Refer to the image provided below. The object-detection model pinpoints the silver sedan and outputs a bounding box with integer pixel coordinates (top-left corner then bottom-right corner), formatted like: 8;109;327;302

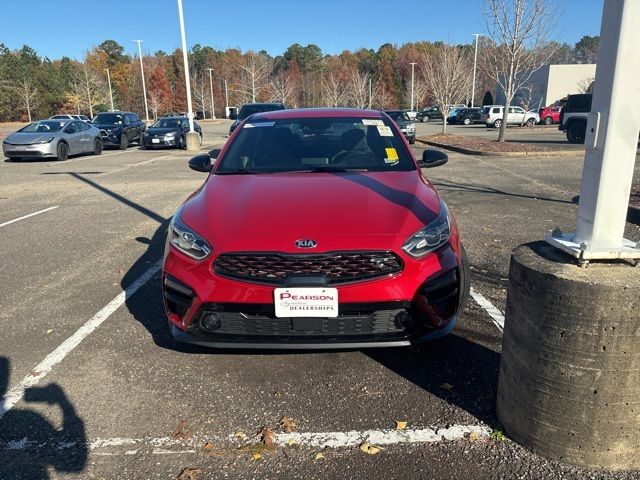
2;119;103;161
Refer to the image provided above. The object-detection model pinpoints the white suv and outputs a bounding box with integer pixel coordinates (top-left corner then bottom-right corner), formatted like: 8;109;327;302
480;105;539;128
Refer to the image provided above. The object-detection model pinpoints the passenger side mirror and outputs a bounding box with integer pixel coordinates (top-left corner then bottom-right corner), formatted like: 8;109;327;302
209;148;221;160
420;149;448;168
188;154;212;173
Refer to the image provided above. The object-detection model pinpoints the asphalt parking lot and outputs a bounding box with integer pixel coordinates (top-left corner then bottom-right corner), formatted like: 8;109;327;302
1;120;639;480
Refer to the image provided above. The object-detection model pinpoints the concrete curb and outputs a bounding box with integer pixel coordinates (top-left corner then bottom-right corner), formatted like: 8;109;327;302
416;138;584;157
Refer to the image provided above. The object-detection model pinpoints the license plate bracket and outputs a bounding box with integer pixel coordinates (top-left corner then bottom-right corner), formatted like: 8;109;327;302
274;287;338;318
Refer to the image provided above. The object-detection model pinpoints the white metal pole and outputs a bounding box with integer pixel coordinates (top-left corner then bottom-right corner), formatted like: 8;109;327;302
177;0;194;132
207;68;216;119
368;77;372;109
471;34;483;107
105;68;114;112
134;40;150;122
409;62;416;111
224;79;229;115
546;0;640;261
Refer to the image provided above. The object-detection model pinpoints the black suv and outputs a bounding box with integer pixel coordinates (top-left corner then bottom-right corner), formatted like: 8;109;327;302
451;108;483;125
558;94;592;144
229;103;286;135
91;111;146;149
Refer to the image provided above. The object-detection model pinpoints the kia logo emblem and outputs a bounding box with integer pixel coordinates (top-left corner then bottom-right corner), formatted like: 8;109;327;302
295;239;317;248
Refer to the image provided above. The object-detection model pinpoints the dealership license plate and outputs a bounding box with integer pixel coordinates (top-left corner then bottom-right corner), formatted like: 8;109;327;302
274;288;338;318
152;138;160;144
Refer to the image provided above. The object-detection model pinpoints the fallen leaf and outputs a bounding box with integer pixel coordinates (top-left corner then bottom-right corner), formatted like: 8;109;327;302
177;467;202;480
395;421;408;430
202;442;214;451
28;370;41;377
286;438;297;446
233;431;246;440
279;416;296;433
315;452;325;460
360;442;383;455
172;420;191;440
251;452;263;462
257;426;276;446
441;383;454;390
469;431;480;442
46;329;53;334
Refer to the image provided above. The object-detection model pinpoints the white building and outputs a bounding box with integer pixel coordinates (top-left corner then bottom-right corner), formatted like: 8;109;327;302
495;64;596;109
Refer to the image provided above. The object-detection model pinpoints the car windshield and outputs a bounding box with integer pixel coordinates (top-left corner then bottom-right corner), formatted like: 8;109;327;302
239;104;283;120
449;108;462;116
384;111;410;122
19;121;65;133
92;113;123;125
216;116;416;174
152;119;182;128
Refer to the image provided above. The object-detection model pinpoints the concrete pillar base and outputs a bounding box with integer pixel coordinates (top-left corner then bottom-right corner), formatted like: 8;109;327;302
497;241;640;471
185;131;201;152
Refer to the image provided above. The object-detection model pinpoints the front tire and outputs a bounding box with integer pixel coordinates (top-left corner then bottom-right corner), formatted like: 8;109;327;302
526;118;536;127
458;244;471;313
93;138;103;155
409;136;416;145
119;134;129;150
543;116;553;125
56;142;69;161
493;119;502;128
566;123;586;144
462;117;471;125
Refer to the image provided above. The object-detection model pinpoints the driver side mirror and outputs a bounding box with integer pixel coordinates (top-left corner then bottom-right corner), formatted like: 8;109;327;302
188;154;212;173
420;149;448;168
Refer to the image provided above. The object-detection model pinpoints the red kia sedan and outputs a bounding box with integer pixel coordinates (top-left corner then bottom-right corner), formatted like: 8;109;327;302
163;108;469;349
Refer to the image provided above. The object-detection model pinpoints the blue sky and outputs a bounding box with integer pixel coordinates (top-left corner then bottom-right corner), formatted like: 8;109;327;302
0;0;603;59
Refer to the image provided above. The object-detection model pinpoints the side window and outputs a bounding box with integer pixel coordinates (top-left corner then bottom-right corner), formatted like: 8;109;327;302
66;122;77;134
515;107;524;113
508;107;517;114
492;107;501;114
182;120;189;129
132;114;140;122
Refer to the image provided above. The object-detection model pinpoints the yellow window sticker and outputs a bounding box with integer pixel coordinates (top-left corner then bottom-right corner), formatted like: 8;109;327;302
385;148;399;161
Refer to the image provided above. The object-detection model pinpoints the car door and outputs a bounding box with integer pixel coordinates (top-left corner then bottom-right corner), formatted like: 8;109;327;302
78;121;94;151
63;122;83;154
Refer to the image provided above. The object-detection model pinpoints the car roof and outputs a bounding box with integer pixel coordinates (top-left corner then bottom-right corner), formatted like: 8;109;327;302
155;116;186;120
251;108;384;121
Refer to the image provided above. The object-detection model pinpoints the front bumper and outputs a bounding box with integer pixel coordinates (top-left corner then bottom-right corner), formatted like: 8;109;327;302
143;136;179;147
163;243;462;349
100;132;123;146
2;142;56;158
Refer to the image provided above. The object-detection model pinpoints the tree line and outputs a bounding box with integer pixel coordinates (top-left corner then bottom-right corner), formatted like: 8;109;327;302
0;33;598;123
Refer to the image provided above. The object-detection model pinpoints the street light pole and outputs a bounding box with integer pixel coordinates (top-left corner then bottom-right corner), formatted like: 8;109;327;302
471;34;483;107
133;40;150;122
105;68;114;112
224;78;229;116
177;0;196;141
207;68;216;119
368;77;372;109
409;62;417;111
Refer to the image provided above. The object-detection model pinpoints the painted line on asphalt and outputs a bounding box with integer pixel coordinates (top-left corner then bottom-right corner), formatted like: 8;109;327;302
125;153;175;167
52;150;128;165
0;424;491;454
0;206;59;228
470;288;505;331
0;263;161;420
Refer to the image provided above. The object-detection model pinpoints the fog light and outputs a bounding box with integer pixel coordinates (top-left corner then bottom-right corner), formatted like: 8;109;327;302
394;311;414;330
199;313;222;333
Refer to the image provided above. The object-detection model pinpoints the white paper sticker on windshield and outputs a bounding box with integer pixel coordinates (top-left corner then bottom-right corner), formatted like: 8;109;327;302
362;119;384;126
244;121;275;128
377;125;393;137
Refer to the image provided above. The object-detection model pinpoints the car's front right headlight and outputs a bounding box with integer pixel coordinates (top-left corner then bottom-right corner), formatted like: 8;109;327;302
168;209;212;260
402;201;450;258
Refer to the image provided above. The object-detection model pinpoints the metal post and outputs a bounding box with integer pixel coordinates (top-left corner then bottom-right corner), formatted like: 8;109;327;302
368;77;372;109
207;68;216;119
177;0;194;132
224;78;229;116
546;0;640;262
471;34;483;107
134;40;150;122
409;62;416;111
105;68;114;112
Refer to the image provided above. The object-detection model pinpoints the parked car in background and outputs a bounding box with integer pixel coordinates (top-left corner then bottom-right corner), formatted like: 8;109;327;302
229;102;286;135
481;105;539;128
558;94;592;144
2;119;102;161
404;110;418;120
91;111;146;149
142;116;202;149
445;108;466;125
449;108;483;125
538;105;562;125
417;105;466;122
164;108;469;349
384;110;416;144
50;114;91;122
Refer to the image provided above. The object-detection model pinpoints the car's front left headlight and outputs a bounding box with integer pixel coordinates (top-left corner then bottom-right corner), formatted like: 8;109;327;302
165;132;176;138
31;137;54;145
168;209;212;260
402;201;450;257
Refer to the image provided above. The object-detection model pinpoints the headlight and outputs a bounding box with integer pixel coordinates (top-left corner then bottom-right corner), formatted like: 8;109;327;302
31;137;54;145
165;132;176;138
402;201;450;257
168;209;212;260
408;123;415;129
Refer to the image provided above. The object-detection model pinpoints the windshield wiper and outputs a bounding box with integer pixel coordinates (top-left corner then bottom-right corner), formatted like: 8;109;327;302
215;169;257;175
291;166;370;173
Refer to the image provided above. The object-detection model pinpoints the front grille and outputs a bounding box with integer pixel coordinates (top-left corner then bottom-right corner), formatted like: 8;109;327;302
213;251;403;285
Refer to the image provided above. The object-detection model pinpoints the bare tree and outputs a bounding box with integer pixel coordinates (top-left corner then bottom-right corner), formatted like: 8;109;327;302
483;0;557;141
420;44;472;134
322;70;347;107
268;70;299;106
236;52;272;103
344;68;370;109
12;78;39;122
191;71;208;117
577;76;595;94
73;64;108;118
147;90;163;120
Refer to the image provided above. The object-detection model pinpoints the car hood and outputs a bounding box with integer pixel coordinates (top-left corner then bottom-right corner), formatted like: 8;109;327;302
147;127;180;135
4;132;60;145
180;171;442;253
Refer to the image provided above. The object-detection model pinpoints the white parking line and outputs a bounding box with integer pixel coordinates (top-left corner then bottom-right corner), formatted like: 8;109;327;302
0;206;59;228
0;424;491;454
470;288;505;331
0;263;161;420
53;150;128;165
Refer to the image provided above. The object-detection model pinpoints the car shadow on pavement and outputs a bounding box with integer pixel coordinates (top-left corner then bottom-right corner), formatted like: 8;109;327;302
364;331;500;426
0;357;87;480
